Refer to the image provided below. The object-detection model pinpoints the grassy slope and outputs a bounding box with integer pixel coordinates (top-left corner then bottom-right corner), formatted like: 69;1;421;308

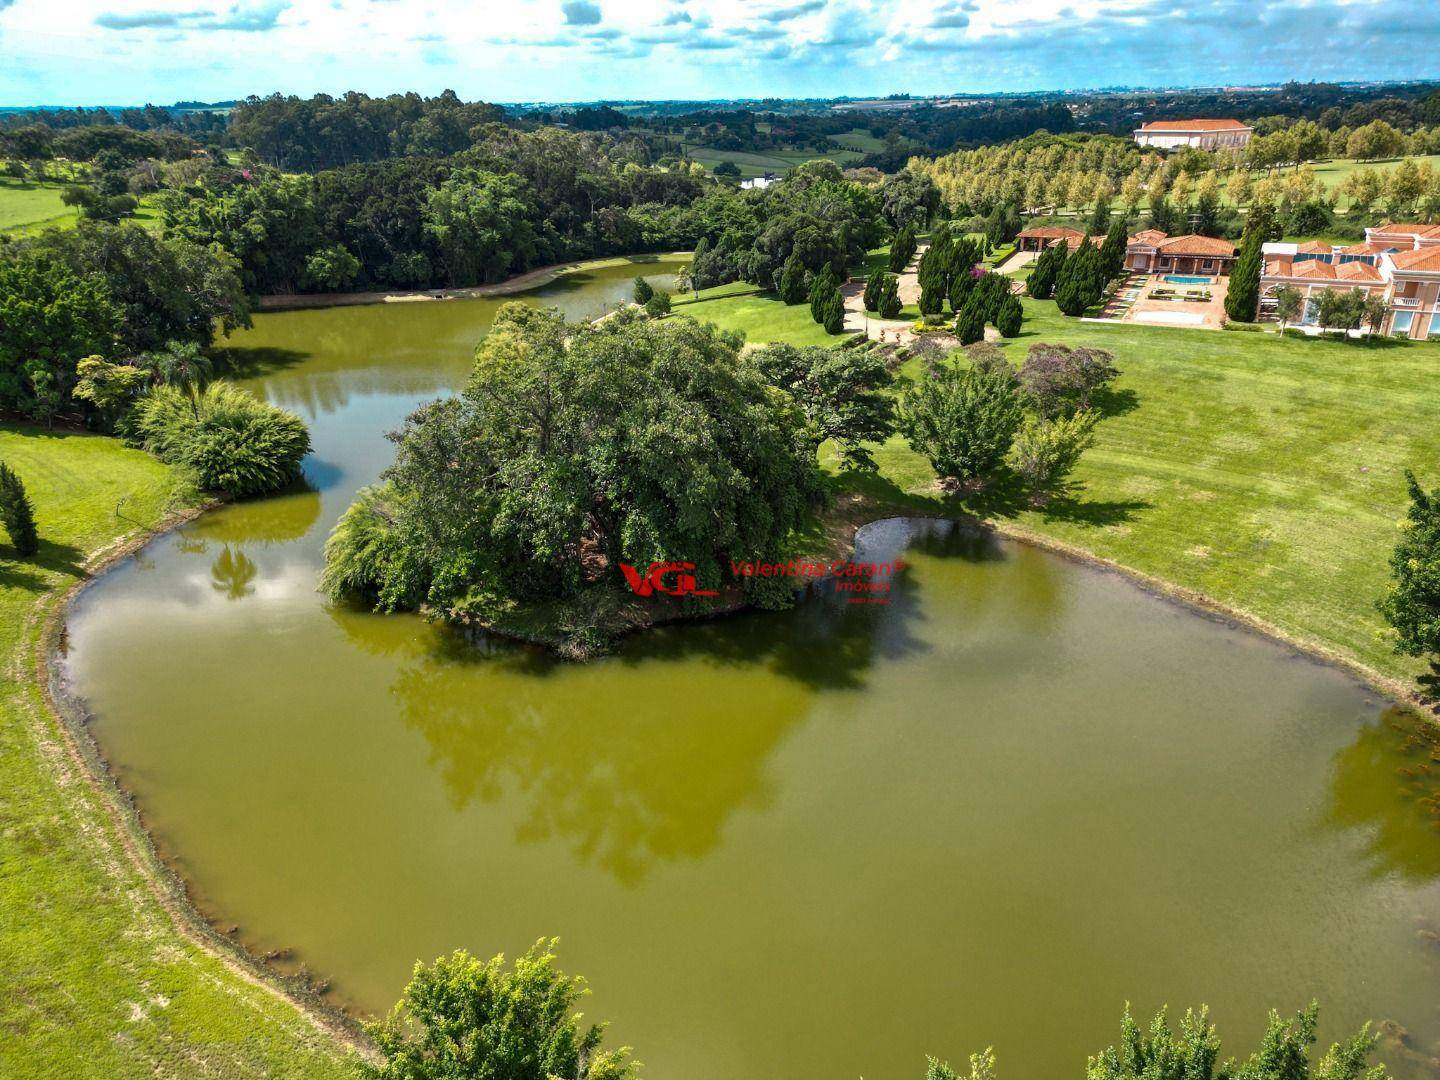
674;285;838;346
687;145;865;179
1312;154;1440;210
0;425;356;1078
0;176;75;233
0;173;163;237
691;289;1440;687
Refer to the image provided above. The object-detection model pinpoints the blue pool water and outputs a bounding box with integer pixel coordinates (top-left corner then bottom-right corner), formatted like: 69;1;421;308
1164;275;1212;284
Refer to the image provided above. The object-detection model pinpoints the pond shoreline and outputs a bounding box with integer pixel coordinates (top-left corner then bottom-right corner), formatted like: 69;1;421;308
39;501;376;1063
255;251;693;311
38;473;1434;1067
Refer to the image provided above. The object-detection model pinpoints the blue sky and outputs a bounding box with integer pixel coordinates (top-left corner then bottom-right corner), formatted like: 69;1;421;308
2;0;1437;106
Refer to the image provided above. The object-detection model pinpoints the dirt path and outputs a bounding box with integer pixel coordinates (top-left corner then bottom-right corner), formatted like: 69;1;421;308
256;252;692;311
843;244;926;341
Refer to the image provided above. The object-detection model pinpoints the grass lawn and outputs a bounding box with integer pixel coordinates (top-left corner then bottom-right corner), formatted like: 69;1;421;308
687;145;865;179
0;425;357;1077
0;175;77;234
691;292;1440;690
1311;155;1440;210
675;287;839;346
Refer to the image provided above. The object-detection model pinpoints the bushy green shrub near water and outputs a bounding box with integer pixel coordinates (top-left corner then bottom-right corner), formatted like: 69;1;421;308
129;382;310;498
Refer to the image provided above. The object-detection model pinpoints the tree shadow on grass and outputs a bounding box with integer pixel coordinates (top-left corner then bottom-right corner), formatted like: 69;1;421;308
1090;385;1139;418
0;537;85;593
941;467;1151;529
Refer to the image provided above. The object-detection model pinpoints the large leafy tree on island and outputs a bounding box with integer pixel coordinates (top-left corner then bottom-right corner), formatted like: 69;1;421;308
323;305;826;621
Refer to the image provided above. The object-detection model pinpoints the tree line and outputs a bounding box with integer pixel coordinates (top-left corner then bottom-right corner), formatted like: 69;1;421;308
364;939;1391;1080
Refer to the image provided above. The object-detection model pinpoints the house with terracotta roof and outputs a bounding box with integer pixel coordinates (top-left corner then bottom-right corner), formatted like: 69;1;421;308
1014;226;1086;253
1133;119;1253;151
1124;231;1238;275
1259;223;1440;338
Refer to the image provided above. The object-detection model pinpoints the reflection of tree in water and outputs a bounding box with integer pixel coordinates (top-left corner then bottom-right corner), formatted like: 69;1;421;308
1328;707;1440;880
180;488;323;548
391;632;809;886
387;518;1014;885
209;545;259;600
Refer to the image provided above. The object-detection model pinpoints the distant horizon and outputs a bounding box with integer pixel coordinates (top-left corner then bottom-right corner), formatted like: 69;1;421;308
3;0;1439;108
3;78;1438;115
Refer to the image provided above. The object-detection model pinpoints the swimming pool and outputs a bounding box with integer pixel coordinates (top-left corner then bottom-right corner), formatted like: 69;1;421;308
1164;275;1212;284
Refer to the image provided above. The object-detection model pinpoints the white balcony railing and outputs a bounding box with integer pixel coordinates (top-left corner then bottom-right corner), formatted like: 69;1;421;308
1392;297;1421;308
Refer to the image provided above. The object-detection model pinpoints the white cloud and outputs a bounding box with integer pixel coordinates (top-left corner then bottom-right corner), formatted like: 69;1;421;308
1;0;1436;105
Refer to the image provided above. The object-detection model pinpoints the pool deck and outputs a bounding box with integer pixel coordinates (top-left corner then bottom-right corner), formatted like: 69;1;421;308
1122;273;1229;329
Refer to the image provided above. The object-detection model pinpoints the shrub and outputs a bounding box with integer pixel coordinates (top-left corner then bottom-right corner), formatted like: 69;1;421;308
632;275;654;305
956;292;987;345
898;363;1022;487
1010;411;1099;504
962;342;1015;384
862;273;882;313
0;461;39;557
809;266;840;322
367;940;636;1080
1018;343;1118;418
878;273;903;319
777;255;810;305
320;484;423;611
644;289;671;318
995;295;1023;338
820;287;846;334
131;381;311;498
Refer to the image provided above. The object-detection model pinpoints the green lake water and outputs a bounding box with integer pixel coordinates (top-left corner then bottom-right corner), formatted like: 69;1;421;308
63;260;1440;1078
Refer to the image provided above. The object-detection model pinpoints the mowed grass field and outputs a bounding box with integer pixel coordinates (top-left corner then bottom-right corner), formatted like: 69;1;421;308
687;288;1440;688
0;426;358;1078
0;176;76;234
1313;154;1440;210
0;170;163;237
682;129;880;179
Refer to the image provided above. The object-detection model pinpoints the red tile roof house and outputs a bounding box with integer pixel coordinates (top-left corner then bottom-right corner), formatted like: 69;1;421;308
1133;119;1254;151
1014;226;1086;253
1259;224;1440;338
1124;231;1239;275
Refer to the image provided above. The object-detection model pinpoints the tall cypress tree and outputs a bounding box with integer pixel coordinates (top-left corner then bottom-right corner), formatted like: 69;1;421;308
862;272;884;313
889;225;917;273
1054;239;1096;317
1028;240;1068;301
1099;218;1129;282
821;287;846;334
877;273;903;318
956;290;988;345
776;255;807;305
0;461;39;557
1225;209;1267;323
809;266;839;323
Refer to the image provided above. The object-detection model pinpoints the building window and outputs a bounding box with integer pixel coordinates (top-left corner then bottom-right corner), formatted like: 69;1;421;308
1159;258;1172;269
1303;299;1319;326
1428;317;1440;340
1391;311;1414;337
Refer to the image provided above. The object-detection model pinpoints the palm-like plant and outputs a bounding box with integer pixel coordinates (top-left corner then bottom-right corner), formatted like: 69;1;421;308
141;341;214;416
